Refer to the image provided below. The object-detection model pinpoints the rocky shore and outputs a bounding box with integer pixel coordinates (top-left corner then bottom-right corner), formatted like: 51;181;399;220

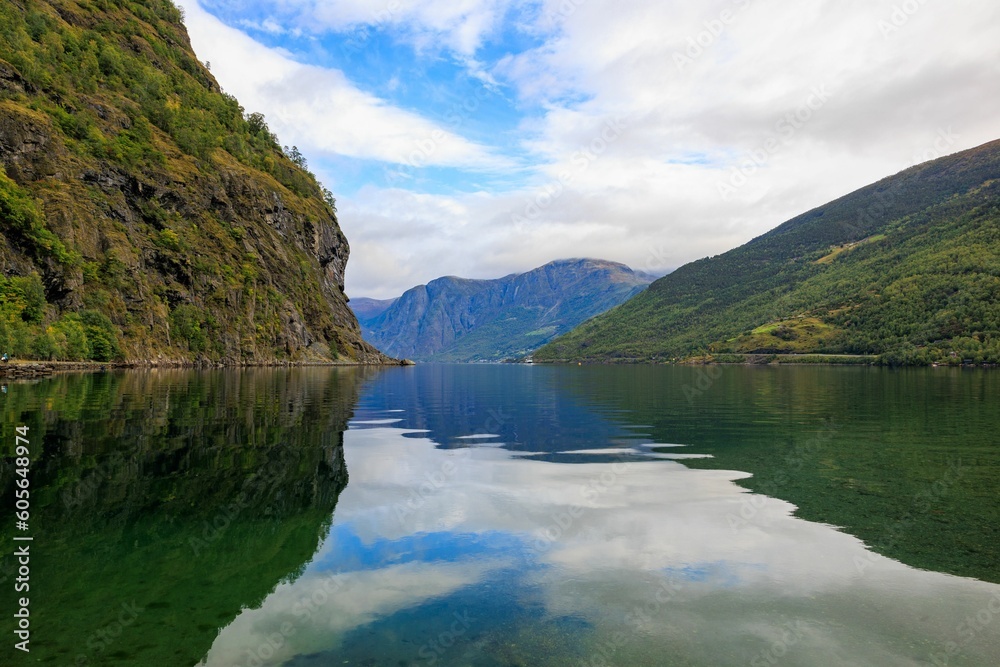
0;361;110;379
0;358;410;381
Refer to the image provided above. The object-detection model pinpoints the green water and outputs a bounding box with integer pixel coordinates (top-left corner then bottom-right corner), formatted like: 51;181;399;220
1;365;998;666
560;365;1000;583
0;369;361;665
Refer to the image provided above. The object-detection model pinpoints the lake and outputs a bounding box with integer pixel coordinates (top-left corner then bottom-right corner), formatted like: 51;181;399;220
1;365;998;666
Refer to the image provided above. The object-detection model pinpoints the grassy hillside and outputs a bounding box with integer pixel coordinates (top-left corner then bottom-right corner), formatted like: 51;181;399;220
0;0;385;363
536;140;1000;365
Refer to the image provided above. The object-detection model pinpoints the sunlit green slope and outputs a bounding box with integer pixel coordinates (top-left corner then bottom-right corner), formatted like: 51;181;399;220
537;139;1000;365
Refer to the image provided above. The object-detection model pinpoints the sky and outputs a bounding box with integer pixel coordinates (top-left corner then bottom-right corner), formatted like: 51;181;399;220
174;0;1000;299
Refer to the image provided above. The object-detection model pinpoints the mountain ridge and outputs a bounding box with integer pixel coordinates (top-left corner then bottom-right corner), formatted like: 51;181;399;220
349;296;397;323
353;258;656;362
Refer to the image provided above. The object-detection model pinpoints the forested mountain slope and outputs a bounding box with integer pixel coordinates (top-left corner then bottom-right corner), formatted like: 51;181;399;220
537;140;1000;365
0;0;386;363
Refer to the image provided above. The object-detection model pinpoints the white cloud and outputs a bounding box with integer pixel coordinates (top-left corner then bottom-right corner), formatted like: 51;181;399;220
202;0;522;56
176;0;510;169
350;0;1000;297
235;16;300;36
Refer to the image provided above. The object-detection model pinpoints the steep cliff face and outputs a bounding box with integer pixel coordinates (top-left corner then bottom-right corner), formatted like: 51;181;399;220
354;259;655;361
0;0;387;363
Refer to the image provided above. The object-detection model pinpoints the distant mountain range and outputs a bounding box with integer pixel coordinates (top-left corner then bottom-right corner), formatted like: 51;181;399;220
351;259;655;362
536;139;1000;365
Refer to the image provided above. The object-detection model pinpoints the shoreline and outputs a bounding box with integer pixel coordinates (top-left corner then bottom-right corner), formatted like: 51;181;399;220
0;358;411;380
530;356;998;368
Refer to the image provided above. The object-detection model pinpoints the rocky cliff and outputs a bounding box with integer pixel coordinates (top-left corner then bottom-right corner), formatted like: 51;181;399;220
0;0;387;364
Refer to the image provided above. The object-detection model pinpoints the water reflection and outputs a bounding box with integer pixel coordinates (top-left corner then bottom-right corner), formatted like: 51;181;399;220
0;369;367;666
3;365;998;666
557;364;1000;583
200;366;1000;667
353;364;1000;581
349;365;680;463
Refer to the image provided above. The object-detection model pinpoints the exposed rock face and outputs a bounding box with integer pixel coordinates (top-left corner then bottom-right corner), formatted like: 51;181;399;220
0;104;63;182
349;296;397;323
353;259;655;361
0;1;389;364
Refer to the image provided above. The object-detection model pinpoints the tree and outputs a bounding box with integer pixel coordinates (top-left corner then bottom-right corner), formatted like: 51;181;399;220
247;112;269;137
284;145;307;169
322;186;337;212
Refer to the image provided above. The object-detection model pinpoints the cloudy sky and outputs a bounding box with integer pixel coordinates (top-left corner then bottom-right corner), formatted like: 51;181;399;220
175;0;1000;299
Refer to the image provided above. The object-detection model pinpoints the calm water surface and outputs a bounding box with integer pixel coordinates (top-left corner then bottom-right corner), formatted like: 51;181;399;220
1;365;998;666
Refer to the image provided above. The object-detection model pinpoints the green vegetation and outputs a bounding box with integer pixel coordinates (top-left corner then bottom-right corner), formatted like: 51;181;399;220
0;0;374;363
0;169;78;266
720;316;838;354
0;272;121;360
0;0;308;184
815;234;886;264
536;140;1000;365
